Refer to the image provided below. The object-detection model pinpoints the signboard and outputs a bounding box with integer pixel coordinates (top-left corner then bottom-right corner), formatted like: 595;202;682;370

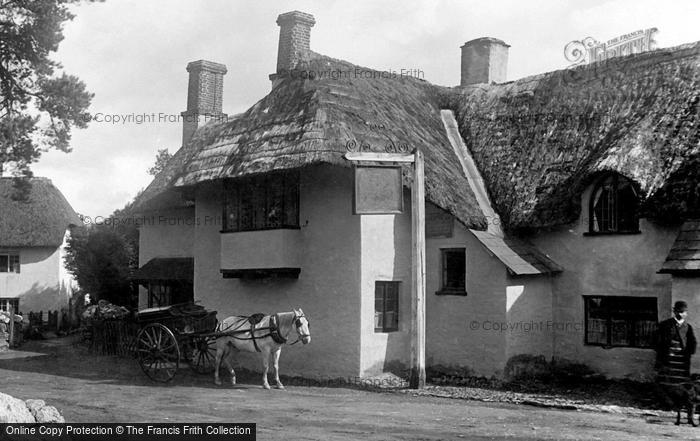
353;165;403;214
565;28;657;66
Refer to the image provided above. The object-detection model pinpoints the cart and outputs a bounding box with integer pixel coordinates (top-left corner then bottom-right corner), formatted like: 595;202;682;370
133;303;219;382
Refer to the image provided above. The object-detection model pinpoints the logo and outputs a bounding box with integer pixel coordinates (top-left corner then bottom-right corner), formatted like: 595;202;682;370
564;28;658;66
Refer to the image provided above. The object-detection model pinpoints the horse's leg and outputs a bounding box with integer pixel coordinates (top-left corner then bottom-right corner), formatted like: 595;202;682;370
224;342;236;385
261;348;271;390
214;341;224;386
272;346;284;389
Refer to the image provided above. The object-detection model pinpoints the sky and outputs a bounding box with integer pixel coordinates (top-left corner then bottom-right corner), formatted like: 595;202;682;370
31;0;700;218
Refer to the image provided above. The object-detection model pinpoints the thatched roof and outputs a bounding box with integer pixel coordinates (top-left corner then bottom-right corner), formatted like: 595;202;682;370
0;178;82;247
659;220;700;274
135;55;487;229
136;41;699;232
447;41;700;230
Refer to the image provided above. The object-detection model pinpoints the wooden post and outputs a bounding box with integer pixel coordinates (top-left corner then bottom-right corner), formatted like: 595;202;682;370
344;150;426;389
8;304;14;349
410;149;426;389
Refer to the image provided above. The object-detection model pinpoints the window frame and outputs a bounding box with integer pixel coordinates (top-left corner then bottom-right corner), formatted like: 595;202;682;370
586;174;640;236
583;295;657;349
436;248;467;296
0;297;20;313
374;281;400;333
147;283;172;308
147;281;194;308
221;171;300;233
0;253;20;273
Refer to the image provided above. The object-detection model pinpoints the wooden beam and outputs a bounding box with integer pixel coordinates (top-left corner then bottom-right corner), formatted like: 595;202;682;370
410;149;426;389
345;149;426;389
344;152;416;163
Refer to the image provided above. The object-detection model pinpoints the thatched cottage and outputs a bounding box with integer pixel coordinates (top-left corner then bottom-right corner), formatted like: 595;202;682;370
0;178;81;315
133;10;700;380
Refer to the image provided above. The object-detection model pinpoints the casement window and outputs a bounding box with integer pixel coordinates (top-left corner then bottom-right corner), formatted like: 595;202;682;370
584;296;657;349
222;171;299;232
0;298;19;313
588;174;639;234
147;284;172;308
436;248;467;295
147;282;193;308
0;254;20;273
375;281;399;332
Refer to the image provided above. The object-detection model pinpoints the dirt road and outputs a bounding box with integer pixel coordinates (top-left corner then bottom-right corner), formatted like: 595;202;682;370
0;338;697;440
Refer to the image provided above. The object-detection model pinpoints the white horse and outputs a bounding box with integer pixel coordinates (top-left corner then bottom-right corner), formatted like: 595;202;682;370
213;308;310;389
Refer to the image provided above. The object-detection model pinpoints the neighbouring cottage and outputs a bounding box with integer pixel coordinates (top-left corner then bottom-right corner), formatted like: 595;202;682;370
132;10;700;380
0;178;81;318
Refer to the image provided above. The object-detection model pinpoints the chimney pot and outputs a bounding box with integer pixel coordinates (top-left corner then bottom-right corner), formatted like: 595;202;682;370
460;37;509;86
181;60;227;145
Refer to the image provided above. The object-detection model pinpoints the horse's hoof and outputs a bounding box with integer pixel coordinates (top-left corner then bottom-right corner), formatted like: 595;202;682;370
263;384;271;390
215;379;222;386
275;384;285;390
675;422;681;426
231;377;236;386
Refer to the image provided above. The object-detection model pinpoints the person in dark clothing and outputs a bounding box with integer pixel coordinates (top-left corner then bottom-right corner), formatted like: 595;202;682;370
656;300;697;384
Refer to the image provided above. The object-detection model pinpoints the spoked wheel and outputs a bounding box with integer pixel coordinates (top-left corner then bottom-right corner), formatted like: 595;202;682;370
190;335;218;374
134;323;180;382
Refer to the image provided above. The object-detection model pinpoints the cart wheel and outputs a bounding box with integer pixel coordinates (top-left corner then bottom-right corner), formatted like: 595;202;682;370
190;336;218;374
135;323;180;382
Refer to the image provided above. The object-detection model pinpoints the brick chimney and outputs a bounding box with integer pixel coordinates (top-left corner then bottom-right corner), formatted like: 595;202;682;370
460;38;509;86
270;11;315;87
181;60;227;145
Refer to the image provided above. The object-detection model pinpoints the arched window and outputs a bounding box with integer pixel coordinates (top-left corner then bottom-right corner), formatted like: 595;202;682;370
588;174;639;234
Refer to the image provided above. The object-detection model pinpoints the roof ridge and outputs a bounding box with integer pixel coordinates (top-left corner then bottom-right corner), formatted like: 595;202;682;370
460;40;700;92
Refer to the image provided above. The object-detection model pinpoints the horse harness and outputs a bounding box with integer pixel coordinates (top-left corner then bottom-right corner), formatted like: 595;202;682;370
219;312;308;352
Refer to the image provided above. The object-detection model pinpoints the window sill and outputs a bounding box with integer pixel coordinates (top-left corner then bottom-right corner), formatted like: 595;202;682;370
220;226;301;234
584;343;654;350
374;329;399;333
583;230;641;236
221;268;301;279
435;290;468;296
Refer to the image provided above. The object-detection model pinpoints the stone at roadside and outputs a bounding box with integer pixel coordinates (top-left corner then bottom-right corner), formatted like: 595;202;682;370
0;392;35;423
26;399;65;423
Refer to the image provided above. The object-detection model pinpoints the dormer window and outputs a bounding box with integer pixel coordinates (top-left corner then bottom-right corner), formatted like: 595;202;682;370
588;174;639;234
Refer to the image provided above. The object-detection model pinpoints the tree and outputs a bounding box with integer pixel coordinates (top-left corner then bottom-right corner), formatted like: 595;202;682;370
0;0;97;177
64;194;142;307
147;148;172;176
63;225;135;306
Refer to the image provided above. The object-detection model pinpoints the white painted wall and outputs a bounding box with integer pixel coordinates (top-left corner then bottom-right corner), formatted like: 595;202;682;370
529;181;678;380
425;219;509;377
193;165;362;378
505;276;554;363
0;245;69;315
359;190;411;376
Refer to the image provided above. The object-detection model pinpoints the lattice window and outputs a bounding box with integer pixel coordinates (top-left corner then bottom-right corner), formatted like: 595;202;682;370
223;171;299;232
584;296;657;348
0;298;19;313
589;174;639;234
0;254;20;273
